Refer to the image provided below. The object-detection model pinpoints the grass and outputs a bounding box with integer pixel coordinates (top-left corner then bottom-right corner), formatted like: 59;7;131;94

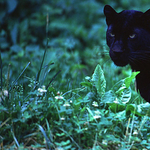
1;58;150;149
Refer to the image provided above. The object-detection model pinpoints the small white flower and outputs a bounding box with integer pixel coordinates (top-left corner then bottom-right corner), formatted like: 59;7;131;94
38;88;47;93
55;96;64;100
63;103;70;107
38;85;47;93
133;130;138;135
37;85;47;96
102;140;107;145
42;85;46;89
60;117;65;121
93;115;101;119
85;76;91;80
0;90;9;101
94;110;101;115
3;90;8;97
114;98;119;104
92;101;99;107
57;91;60;95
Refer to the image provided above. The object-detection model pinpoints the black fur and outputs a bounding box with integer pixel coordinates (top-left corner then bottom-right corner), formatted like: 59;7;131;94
104;5;150;102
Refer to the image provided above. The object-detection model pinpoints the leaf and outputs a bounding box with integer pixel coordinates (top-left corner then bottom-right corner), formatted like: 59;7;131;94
102;90;116;103
7;0;18;13
103;88;131;105
103;91;126;112
23;111;32;119
86;107;98;122
126;104;137;115
114;110;126;120
108;103;125;112
125;71;140;88
92;64;106;97
80;81;92;88
105;134;120;142
126;103;150;116
80;107;86;118
121;88;131;104
112;79;131;104
83;92;95;103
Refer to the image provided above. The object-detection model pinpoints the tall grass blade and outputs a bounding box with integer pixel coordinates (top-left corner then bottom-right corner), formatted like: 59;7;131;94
46;119;53;142
11;129;20;148
6;64;11;90
36;39;49;83
36;13;49;84
59;128;81;149
46;70;61;89
0;48;2;91
10;62;30;89
37;124;52;150
40;62;54;86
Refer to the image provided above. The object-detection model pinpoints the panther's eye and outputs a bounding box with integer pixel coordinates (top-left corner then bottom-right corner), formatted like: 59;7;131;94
110;32;115;37
129;34;136;39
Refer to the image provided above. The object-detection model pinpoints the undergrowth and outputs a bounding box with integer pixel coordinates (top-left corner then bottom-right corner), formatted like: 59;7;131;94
1;62;150;149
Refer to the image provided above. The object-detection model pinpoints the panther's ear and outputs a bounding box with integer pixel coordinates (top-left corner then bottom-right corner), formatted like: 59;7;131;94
144;9;150;16
104;5;117;25
143;9;150;22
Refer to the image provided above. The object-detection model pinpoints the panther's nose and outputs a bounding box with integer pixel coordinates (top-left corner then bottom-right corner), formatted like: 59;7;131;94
112;46;122;52
112;39;124;51
112;45;124;56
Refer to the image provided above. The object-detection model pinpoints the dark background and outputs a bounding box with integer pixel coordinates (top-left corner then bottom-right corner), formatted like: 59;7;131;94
1;0;150;91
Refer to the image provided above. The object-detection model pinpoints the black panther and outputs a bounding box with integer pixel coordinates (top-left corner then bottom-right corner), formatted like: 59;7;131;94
104;5;150;102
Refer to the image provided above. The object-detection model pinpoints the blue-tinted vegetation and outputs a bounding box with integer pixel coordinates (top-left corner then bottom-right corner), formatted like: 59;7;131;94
1;0;150;149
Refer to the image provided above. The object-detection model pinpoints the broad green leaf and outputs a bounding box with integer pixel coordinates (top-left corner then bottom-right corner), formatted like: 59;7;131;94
121;88;131;104
24;111;32;119
112;80;125;92
112;79;131;104
55;140;71;146
103;88;131;104
105;134;120;142
114;110;126;120
80;81;92;88
103;90;128;112
108;103;125;112
126;104;137;115
92;64;106;97
126;103;150;116
125;71;140;88
83;92;95;103
102;90;116;103
98;117;112;126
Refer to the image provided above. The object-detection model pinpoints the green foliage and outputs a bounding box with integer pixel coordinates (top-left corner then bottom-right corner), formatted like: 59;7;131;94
1;63;150;149
1;0;150;149
92;64;106;97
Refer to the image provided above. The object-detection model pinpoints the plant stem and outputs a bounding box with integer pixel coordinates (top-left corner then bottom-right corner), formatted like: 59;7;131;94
0;48;2;91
